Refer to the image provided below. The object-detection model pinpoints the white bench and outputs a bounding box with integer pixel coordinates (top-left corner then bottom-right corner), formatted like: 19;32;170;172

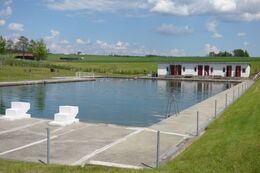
0;102;31;120
49;106;79;126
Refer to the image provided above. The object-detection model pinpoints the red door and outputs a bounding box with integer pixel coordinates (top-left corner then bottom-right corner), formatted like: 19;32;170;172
226;66;232;77
177;65;182;75
198;65;203;76
235;66;241;77
170;65;174;75
170;65;177;75
204;65;209;76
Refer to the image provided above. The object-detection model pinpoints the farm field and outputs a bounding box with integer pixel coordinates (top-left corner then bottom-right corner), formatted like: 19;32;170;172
1;54;260;80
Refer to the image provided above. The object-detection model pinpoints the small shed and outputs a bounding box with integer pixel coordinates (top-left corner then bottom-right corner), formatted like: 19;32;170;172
15;54;35;60
158;62;250;78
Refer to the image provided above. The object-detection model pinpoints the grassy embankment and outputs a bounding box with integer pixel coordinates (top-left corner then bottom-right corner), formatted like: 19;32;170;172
0;79;259;173
1;54;260;81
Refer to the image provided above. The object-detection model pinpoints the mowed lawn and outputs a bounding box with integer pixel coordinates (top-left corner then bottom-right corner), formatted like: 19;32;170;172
0;65;74;82
0;80;259;173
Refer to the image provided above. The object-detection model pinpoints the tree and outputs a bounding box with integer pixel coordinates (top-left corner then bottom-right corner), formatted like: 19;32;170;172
244;50;250;57
208;52;216;57
15;36;29;58
0;36;6;54
27;40;36;53
6;39;14;55
233;49;246;57
33;39;48;61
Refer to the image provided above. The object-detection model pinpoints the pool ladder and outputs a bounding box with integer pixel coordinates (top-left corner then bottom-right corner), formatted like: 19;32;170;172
165;95;180;118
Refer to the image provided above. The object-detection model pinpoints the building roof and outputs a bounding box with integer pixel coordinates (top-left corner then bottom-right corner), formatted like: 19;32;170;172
16;54;34;56
158;62;250;65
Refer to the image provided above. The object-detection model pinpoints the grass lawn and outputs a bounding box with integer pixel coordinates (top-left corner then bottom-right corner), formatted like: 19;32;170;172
0;80;259;173
0;65;74;82
1;54;260;77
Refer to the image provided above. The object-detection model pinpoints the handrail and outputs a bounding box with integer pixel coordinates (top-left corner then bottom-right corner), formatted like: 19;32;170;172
253;72;260;81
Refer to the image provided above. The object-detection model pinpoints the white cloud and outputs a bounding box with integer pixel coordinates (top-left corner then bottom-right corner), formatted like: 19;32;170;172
46;0;260;22
243;41;249;47
45;29;60;40
149;0;189;16
206;22;217;33
76;39;90;45
237;32;246;36
60;40;69;44
211;33;223;38
8;23;24;32
206;21;222;38
205;44;220;54
4;0;13;6
169;48;185;56
148;0;260;22
0;6;12;17
47;0;148;12
155;24;193;35
0;20;6;26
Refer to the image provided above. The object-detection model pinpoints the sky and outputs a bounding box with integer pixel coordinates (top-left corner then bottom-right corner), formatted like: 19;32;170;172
0;0;260;56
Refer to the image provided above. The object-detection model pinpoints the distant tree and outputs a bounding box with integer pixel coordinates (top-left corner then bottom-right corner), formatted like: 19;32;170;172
244;50;250;57
0;36;6;54
6;39;14;56
27;40;36;53
33;39;48;61
208;52;216;57
233;49;246;57
15;36;29;58
6;39;14;51
77;51;81;55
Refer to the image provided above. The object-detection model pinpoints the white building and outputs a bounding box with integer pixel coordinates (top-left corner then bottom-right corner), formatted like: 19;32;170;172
158;62;250;78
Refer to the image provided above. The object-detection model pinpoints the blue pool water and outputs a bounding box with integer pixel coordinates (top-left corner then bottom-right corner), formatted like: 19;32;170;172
0;79;236;127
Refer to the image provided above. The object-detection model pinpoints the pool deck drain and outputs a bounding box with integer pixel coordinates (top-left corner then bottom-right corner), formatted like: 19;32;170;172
0;80;254;168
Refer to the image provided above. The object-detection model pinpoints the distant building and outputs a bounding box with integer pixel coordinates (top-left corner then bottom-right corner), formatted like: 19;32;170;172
59;57;84;61
158;62;250;78
15;54;35;60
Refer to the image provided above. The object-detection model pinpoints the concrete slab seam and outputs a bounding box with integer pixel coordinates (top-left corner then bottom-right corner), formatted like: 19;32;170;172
0;128;76;156
72;129;143;166
0;120;45;135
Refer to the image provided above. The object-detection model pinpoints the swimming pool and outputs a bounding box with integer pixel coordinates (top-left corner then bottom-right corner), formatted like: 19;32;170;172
0;79;236;127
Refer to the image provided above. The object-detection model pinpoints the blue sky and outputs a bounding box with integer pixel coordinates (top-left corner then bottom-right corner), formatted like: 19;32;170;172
0;0;260;56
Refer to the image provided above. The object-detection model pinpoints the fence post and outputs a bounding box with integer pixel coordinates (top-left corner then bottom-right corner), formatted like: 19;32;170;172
225;94;227;108
214;100;217;118
47;128;50;164
233;89;235;102
156;131;160;168
196;111;199;136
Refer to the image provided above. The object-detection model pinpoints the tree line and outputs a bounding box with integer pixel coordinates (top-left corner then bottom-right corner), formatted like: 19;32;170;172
0;35;48;61
209;49;250;57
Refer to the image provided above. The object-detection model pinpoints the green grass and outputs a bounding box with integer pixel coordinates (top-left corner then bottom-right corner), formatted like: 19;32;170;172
48;54;260;63
0;65;74;82
1;54;260;77
0;80;259;173
48;54;260;76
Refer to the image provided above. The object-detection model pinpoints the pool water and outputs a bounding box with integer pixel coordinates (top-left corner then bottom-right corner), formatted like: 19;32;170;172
0;79;236;127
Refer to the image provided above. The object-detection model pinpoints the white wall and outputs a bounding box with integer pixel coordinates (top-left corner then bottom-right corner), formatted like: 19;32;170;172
158;63;250;77
158;64;169;76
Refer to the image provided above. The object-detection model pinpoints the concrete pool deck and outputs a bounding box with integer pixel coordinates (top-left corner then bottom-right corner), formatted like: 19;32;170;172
0;80;254;169
0;77;95;87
